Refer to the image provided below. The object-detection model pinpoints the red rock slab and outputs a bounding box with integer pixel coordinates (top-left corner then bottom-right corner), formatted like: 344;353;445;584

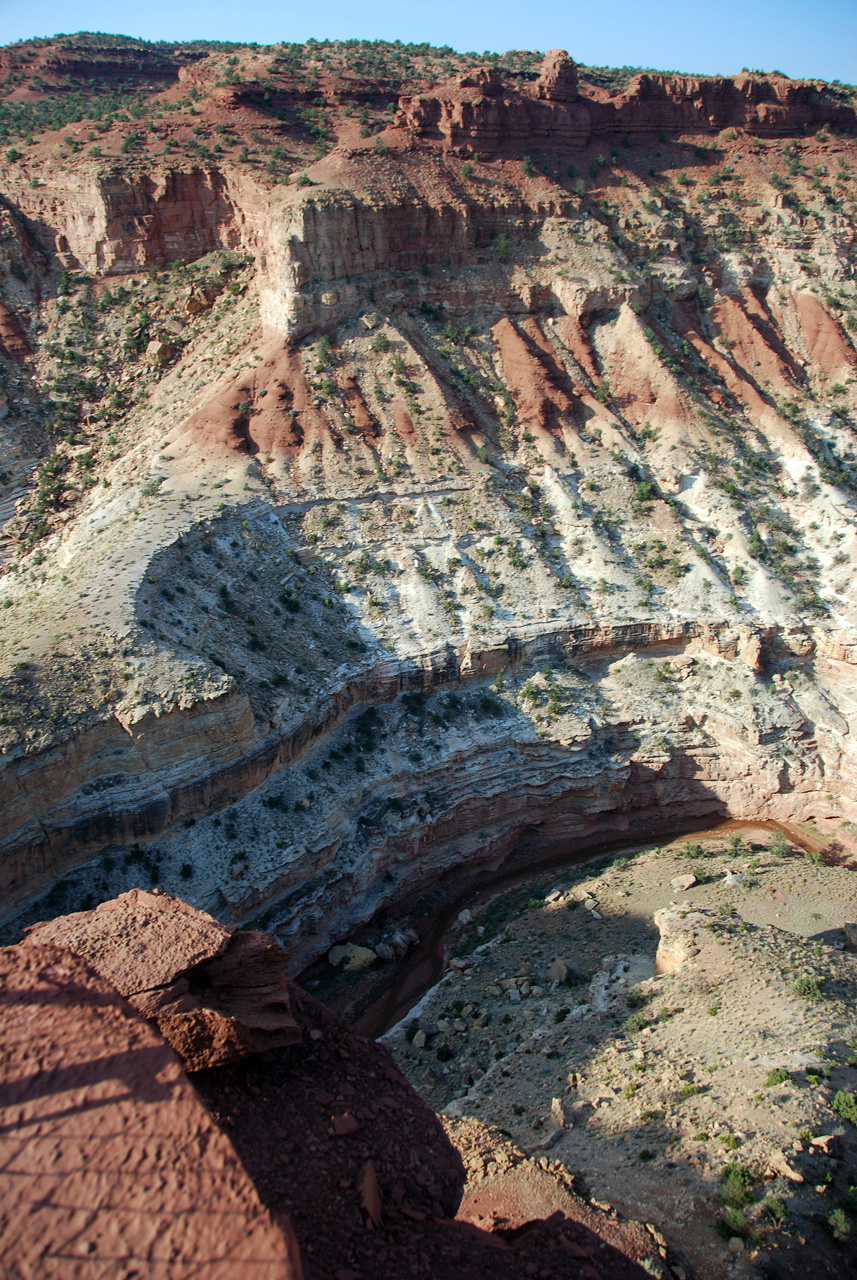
24;895;301;1073
458;1164;656;1275
24;888;231;995
0;941;301;1280
133;930;302;1072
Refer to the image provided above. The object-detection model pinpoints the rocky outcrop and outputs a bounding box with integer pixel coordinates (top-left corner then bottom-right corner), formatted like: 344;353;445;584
24;889;301;1070
0;300;30;359
403;68;854;158
403;62;856;156
0;616;824;919
0;939;301;1278
16;167;241;274
0;683;260;912
1;897;656;1279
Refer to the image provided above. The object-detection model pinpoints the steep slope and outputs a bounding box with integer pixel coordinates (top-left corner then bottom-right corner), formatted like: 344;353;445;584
0;37;855;961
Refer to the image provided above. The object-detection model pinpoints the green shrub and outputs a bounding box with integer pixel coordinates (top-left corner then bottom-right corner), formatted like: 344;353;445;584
761;1196;788;1227
716;1207;748;1239
436;1042;453;1062
769;831;791;857
828;1208;851;1243
624;1011;649;1035
832;1090;857;1125
765;1068;791;1087
793;974;823;1001
720;1162;756;1208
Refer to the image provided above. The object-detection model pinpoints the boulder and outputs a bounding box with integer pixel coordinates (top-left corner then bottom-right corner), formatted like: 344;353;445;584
392;928;418;956
653;905;706;976
145;336;174;363
374;941;396;961
670;873;697;892
764;1150;804;1183
844;922;857;951
328;942;378;971
546;958;568;985
24;890;301;1071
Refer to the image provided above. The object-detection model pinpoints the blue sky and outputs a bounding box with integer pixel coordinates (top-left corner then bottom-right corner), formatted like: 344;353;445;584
0;0;855;84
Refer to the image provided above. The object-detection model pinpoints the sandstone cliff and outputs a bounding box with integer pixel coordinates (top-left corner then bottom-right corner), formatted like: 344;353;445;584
0;35;854;968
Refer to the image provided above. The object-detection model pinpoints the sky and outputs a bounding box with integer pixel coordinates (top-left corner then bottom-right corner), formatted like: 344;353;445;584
0;0;855;85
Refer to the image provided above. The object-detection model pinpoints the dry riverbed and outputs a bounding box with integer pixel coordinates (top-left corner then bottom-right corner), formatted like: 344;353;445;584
382;827;857;1280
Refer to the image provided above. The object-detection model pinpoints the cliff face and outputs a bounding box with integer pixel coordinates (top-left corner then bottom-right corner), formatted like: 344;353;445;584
403;58;857;157
0;36;856;955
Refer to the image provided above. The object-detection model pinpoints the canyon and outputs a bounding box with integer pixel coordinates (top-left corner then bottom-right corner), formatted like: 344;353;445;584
1;32;857;1278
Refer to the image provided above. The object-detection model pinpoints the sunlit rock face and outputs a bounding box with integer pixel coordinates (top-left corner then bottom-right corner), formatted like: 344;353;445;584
0;36;855;959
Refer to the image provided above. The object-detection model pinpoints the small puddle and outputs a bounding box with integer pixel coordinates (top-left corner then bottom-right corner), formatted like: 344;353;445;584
324;818;813;1040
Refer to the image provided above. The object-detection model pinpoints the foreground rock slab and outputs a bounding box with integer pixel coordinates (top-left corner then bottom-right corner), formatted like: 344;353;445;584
0;940;300;1279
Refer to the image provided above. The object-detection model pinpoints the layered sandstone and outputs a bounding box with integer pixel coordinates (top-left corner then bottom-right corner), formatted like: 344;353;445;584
0;35;854;971
403;58;856;157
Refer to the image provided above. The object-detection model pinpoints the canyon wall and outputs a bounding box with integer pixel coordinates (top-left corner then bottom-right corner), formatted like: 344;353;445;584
0;38;855;952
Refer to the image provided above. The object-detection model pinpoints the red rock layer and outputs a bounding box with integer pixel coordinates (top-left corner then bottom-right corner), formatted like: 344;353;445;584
0;299;31;359
403;54;856;156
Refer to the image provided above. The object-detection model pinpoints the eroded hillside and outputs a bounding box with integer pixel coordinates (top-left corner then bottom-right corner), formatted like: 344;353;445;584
0;35;855;956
